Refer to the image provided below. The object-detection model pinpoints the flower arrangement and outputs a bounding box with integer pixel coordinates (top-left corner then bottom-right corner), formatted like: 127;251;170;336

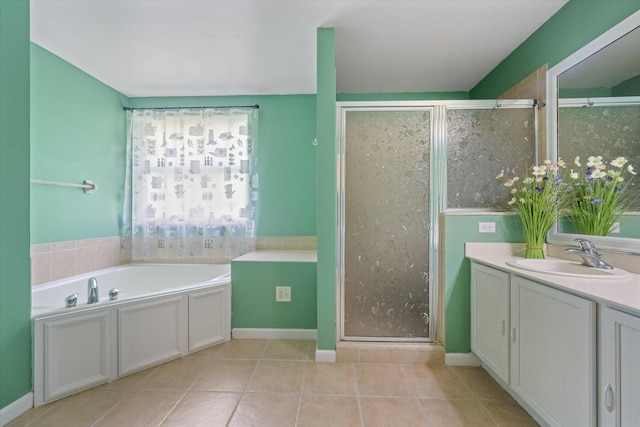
562;156;637;236
497;160;566;259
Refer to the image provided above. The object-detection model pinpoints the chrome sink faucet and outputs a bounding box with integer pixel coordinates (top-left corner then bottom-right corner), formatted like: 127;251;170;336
565;238;614;270
87;277;99;304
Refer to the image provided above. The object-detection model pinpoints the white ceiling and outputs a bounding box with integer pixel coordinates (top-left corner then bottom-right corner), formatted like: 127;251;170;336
30;0;569;97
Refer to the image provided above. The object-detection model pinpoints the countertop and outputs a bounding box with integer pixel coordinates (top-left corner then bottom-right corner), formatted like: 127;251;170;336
466;242;640;317
232;250;317;263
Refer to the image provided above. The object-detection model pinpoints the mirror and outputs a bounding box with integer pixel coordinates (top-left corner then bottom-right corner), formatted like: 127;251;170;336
547;10;640;254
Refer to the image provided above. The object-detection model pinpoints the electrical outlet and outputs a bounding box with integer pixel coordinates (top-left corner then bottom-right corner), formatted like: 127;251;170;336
478;222;496;233
276;286;291;302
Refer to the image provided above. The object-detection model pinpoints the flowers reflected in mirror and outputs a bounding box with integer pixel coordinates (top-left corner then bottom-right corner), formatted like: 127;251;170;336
562;156;638;236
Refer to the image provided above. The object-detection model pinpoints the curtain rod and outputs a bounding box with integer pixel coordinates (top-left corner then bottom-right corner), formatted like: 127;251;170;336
123;104;259;111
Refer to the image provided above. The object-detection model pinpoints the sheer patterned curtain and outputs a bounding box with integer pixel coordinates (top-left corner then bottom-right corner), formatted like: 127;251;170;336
123;107;258;262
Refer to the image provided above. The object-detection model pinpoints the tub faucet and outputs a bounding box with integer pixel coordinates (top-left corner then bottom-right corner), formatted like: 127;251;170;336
565;238;613;270
88;277;99;304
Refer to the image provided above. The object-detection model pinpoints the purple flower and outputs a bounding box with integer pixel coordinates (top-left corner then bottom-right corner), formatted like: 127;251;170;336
535;187;543;193
591;198;601;205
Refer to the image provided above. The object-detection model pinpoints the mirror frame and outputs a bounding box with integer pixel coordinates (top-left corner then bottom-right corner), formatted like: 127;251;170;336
547;9;640;254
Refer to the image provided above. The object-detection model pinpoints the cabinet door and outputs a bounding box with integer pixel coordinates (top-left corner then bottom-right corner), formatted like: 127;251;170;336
41;310;113;403
470;263;510;383
511;276;596;427
188;285;231;352
118;295;187;376
599;306;640;427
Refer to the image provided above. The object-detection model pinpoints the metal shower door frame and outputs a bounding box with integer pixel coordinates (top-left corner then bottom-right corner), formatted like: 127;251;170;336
336;100;536;343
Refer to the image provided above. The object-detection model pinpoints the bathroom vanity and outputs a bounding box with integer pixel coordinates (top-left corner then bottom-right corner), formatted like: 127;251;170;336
466;243;640;427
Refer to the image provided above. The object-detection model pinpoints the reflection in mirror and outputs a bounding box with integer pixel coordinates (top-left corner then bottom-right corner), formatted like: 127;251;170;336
547;10;640;253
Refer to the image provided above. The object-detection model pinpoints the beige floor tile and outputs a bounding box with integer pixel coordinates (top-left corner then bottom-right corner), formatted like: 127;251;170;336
191;359;257;392
336;347;360;363
359;349;388;363
228;392;299;427
23;389;127;427
263;339;312;360
99;366;157;390
355;364;414;397
360;397;428;427
453;367;512;400
480;400;539;426
184;341;227;359
297;395;361;427
94;390;183;427
217;339;269;359
4;402;59;427
419;399;497;427
303;363;357;395
138;357;205;390
161;391;240;426
246;360;306;393
387;348;418;364
403;365;474;399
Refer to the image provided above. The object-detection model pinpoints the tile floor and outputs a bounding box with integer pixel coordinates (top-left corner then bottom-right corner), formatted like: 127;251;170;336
8;339;538;427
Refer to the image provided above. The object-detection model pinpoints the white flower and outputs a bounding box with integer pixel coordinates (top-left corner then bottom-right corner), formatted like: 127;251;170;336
532;165;547;176
504;179;515;187
544;159;552;166
574;156;581;167
587;156;603;167
511;188;517;194
628;165;637;175
523;177;534;184
570;170;578;179
617;176;624;182
610;157;628;168
557;158;566;168
496;170;504;179
508;198;516;205
591;169;606;179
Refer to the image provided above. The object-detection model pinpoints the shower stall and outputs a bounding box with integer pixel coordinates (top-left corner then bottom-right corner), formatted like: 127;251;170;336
337;100;537;343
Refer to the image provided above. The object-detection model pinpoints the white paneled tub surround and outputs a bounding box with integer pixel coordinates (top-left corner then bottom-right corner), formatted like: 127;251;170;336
32;264;231;406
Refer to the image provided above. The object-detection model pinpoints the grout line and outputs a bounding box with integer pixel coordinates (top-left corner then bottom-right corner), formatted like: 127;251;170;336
353;364;365;427
292;358;308;426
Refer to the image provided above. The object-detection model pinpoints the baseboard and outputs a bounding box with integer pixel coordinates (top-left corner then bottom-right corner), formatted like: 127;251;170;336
315;349;337;363
0;392;33;427
444;352;482;366
231;328;317;340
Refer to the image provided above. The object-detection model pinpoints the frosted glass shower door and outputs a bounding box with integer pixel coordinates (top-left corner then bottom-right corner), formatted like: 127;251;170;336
341;109;431;340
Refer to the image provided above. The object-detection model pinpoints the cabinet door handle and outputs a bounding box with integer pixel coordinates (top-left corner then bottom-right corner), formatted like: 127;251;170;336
511;328;516;343
604;384;614;412
502;320;505;336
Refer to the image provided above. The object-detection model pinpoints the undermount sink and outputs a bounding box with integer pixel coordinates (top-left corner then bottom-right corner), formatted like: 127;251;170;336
506;258;632;280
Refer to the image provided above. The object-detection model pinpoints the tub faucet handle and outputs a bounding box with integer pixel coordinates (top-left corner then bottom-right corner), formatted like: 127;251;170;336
88;277;99;304
65;293;79;308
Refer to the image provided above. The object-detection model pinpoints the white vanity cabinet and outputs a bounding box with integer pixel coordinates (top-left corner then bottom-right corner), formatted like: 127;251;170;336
510;275;595;427
470;263;510;384
470;262;596;427
599;306;640;426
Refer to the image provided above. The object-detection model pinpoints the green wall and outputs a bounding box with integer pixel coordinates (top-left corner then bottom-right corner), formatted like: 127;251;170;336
471;0;640;99
0;0;32;411
30;43;128;244
316;28;337;351
127;95;317;237
231;261;317;329
443;215;525;353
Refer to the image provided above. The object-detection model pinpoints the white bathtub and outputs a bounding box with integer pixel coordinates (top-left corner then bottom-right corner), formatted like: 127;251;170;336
32;263;231;317
32;263;231;406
